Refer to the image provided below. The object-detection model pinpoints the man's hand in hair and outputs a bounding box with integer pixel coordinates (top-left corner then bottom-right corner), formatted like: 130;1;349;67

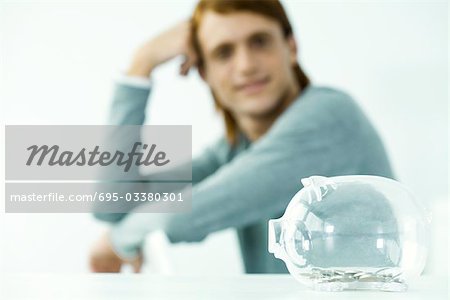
127;20;197;78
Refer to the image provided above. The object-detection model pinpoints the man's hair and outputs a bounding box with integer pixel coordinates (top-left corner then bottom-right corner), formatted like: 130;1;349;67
191;0;310;145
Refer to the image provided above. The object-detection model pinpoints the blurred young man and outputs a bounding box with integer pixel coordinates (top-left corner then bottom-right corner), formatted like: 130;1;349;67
90;0;393;273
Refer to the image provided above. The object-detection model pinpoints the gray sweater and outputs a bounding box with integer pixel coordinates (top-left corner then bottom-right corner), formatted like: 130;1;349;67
94;83;394;273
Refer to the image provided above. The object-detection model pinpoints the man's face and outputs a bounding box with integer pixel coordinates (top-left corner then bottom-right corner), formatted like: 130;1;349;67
197;11;299;119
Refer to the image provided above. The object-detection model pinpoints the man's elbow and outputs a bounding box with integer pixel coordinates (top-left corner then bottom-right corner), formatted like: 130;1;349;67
93;212;126;223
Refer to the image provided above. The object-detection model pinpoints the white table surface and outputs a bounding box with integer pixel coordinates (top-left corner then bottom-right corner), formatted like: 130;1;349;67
1;274;448;300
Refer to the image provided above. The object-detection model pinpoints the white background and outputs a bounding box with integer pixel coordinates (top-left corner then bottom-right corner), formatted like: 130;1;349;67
0;0;448;276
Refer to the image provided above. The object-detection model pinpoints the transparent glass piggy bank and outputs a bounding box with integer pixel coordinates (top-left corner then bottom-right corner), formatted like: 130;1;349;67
268;175;430;292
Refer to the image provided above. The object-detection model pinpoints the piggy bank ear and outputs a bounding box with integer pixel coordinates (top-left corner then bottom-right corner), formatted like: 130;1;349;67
300;176;338;204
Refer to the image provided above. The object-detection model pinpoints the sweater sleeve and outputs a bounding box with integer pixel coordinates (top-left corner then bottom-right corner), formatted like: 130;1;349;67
93;82;225;223
109;87;367;259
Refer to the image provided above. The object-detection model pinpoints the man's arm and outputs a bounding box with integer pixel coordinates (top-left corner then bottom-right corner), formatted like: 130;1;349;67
90;20;205;272
92;20;211;224
93;81;227;223
108;87;366;259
